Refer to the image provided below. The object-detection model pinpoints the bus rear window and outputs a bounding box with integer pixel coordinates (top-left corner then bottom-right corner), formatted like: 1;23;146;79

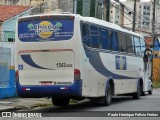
18;18;74;42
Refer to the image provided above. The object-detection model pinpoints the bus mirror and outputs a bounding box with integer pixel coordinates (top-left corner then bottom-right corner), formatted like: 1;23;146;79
143;54;148;62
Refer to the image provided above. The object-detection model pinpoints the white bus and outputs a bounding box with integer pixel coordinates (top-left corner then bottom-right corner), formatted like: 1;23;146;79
15;14;152;106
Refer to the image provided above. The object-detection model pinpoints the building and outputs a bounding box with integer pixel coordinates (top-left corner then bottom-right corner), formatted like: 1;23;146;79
0;0;106;19
0;5;32;42
77;0;104;19
110;1;125;26
109;0;160;36
0;0;19;5
110;1;140;31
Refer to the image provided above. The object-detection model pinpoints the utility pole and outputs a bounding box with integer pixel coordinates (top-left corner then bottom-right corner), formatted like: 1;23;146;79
132;0;136;32
73;0;77;14
152;0;156;37
102;0;104;20
105;0;110;22
151;0;156;81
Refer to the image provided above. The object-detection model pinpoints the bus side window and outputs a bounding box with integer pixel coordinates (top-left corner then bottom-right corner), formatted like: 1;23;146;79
140;37;146;54
117;32;127;52
134;36;141;56
82;23;91;47
99;28;109;50
82;23;86;37
90;25;99;48
110;31;119;51
126;34;135;54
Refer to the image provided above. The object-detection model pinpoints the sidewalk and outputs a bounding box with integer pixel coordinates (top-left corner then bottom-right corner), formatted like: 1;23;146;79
0;97;52;112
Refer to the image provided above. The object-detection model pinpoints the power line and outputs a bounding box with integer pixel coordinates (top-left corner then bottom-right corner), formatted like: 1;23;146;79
111;2;133;28
113;0;152;22
111;0;160;33
112;0;159;32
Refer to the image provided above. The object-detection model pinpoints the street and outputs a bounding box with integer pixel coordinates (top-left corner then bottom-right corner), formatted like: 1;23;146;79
0;89;160;120
23;89;160;111
17;89;160;117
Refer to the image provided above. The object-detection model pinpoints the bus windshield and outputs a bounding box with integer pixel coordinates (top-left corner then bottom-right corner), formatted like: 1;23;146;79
18;16;74;42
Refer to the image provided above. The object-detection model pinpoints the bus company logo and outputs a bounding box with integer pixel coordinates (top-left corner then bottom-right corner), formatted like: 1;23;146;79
116;56;127;70
27;21;62;38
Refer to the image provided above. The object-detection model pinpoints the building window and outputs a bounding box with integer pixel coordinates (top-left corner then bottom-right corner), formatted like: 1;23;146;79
143;12;146;15
147;6;150;11
147;12;150;15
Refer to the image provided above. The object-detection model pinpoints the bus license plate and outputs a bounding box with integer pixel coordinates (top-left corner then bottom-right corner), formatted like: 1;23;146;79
41;82;52;86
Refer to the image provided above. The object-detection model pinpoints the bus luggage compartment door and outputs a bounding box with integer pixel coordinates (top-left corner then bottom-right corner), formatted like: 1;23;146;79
17;50;74;86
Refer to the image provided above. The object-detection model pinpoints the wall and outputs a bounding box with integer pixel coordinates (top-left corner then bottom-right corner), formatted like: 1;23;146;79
1;9;31;42
0;42;16;98
0;23;2;42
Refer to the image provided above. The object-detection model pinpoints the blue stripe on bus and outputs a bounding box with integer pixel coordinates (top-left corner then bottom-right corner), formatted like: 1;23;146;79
21;54;54;70
16;80;82;98
84;48;137;79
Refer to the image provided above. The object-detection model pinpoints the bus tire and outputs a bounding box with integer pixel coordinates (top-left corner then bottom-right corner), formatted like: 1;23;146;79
148;86;153;95
105;84;112;106
133;83;141;99
52;97;70;106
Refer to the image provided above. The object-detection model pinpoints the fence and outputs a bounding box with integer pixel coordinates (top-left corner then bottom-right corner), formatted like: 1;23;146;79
0;42;16;98
153;57;160;82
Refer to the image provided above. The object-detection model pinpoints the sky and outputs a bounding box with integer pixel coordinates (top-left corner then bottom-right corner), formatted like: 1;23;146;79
120;0;151;1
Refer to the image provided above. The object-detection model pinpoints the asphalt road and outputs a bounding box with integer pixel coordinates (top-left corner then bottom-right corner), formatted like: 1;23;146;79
1;89;160;120
29;88;160;112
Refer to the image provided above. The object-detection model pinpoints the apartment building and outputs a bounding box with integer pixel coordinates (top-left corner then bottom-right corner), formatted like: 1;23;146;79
110;0;160;35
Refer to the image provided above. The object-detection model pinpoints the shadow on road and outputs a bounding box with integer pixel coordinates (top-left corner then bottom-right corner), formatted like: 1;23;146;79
34;96;145;112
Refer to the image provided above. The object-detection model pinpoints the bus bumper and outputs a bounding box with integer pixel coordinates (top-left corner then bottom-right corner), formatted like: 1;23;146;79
16;80;82;98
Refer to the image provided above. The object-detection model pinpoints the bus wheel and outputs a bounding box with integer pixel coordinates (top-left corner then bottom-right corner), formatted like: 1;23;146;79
52;97;70;106
133;84;141;99
148;86;153;95
105;84;112;106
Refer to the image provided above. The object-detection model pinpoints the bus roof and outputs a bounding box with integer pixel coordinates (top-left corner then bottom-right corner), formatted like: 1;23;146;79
78;15;143;38
19;13;144;39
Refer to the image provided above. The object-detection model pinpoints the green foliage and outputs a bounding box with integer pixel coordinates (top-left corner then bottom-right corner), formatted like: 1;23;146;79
153;82;160;88
70;99;79;104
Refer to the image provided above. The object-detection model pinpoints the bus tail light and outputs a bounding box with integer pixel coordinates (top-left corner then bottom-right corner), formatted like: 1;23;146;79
74;69;81;80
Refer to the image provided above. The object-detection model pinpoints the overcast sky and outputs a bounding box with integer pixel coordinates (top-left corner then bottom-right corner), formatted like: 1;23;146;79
120;0;151;1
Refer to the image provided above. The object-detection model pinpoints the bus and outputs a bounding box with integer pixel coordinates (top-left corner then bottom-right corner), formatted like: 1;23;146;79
15;13;152;106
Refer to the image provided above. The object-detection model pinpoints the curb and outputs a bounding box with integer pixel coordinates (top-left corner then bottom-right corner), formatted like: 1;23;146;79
0;104;52;112
0;98;52;112
0;107;17;112
0;104;41;112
